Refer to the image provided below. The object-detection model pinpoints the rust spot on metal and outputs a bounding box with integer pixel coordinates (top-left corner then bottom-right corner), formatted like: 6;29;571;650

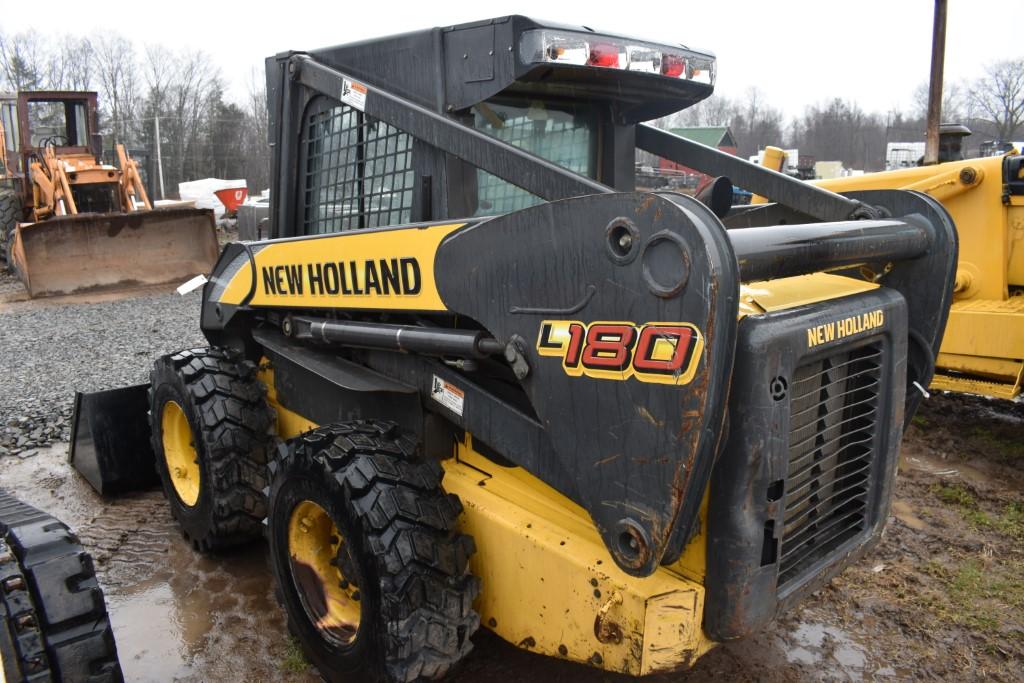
637;194;658;214
488;617;497;628
594;612;624;644
594;590;625;644
619;523;652;570
517;636;536;649
594;453;622;467
558;644;569;657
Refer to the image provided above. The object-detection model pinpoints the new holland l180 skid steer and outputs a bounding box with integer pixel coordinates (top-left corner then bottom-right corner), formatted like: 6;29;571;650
70;16;958;681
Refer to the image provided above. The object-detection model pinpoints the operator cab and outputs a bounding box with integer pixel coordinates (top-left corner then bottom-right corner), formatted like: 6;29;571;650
273;16;716;237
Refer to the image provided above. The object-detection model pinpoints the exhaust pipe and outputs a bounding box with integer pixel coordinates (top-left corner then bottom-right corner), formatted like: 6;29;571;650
695;176;733;218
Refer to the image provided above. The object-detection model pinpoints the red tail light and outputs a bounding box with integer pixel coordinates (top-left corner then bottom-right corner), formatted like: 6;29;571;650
587;42;622;68
519;29;716;86
661;54;686;78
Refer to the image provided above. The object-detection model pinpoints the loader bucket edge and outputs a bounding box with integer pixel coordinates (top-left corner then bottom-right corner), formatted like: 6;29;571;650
12;208;219;297
69;384;160;496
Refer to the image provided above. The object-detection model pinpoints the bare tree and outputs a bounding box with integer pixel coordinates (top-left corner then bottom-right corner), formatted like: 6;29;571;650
93;34;139;147
683;95;737;128
149;49;223;189
968;59;1024;140
0;30;46;90
242;68;271;190
913;80;967;122
141;45;175;114
731;87;784;157
793;98;887;170
50;36;95;90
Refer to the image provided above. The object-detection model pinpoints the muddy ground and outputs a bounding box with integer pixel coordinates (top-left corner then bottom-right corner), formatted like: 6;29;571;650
1;288;1022;682
2;394;1019;682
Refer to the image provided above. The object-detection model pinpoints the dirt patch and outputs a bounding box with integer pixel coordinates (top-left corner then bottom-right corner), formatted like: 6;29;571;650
2;392;1022;681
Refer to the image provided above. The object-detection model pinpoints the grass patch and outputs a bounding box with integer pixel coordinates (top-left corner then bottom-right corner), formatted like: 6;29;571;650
932;483;1024;539
912;414;929;428
918;558;1024;634
970;426;1024;463
281;637;309;674
932;482;976;508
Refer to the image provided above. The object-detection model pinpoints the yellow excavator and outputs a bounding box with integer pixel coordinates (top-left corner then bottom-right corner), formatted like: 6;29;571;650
0;91;218;297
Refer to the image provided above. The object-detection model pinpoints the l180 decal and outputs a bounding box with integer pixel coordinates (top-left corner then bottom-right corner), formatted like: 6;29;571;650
536;320;703;385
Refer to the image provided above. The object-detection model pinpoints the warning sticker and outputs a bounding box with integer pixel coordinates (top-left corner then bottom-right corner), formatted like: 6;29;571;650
430;375;464;417
341;78;367;111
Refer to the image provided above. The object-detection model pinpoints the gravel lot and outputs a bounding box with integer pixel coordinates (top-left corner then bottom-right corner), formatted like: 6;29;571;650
0;274;204;456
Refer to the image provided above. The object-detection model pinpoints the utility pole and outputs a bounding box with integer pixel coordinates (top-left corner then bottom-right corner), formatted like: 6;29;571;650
154;115;166;200
924;0;948;165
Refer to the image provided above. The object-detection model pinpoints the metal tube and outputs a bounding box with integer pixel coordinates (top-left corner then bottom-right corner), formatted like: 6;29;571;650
924;0;948;166
728;218;931;282
636;124;869;222
294;317;502;358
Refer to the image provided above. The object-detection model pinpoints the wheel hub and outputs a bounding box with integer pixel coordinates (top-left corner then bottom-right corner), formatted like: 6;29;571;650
288;500;361;646
160;401;201;507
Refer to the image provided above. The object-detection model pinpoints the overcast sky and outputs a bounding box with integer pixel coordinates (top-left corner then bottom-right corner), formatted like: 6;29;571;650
5;0;1021;118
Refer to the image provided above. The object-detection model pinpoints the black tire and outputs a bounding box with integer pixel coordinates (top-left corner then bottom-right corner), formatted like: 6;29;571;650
149;347;275;551
268;421;480;683
0;186;21;272
0;490;123;683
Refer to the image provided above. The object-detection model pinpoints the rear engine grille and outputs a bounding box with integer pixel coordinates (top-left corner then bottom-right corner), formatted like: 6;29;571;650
778;343;883;587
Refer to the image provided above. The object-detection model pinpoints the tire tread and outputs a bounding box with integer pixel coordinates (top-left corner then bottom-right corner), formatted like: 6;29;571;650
275;421;480;682
150;347;275;550
0;490;123;683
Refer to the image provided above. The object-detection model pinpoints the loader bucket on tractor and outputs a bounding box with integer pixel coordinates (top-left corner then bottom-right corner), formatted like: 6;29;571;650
9;207;219;297
69;384;159;496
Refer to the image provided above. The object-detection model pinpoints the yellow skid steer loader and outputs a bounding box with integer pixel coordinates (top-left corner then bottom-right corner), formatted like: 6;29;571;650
70;17;958;681
0;91;218;297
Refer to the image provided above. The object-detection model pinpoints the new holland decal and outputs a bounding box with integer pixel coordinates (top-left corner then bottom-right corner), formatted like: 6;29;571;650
806;309;885;348
214;222;465;311
261;258;421;297
536;320;703;385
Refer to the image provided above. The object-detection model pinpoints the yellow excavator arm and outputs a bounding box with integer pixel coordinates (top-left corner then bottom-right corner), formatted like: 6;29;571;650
116;144;152;212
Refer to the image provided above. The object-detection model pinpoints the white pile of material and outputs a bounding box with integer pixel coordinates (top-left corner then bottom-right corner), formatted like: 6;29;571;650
178;178;248;218
241;189;271;207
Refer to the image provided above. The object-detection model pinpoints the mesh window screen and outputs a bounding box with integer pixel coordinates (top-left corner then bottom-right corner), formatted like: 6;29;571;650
302;103;414;234
472;101;596;215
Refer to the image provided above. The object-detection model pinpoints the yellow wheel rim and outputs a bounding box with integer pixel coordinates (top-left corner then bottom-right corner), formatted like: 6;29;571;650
288;500;361;645
161;401;201;507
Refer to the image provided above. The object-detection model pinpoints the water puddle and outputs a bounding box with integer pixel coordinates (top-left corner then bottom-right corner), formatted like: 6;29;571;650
899;449;1001;489
0;443;299;681
891;499;928;530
